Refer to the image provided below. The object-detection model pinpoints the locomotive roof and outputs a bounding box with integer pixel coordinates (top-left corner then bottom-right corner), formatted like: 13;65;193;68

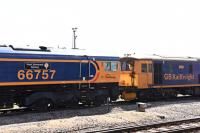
122;54;199;62
0;45;119;61
1;45;199;62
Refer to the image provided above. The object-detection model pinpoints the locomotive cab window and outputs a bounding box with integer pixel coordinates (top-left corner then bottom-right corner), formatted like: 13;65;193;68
121;62;134;71
104;62;111;71
141;64;147;73
111;62;118;71
104;62;118;72
121;62;128;71
148;64;153;72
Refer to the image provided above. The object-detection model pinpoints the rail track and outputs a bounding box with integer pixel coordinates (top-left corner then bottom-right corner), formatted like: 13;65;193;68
1;96;200;133
89;117;200;133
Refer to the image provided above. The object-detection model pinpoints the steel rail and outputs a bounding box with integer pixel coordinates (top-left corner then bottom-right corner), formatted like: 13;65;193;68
88;117;200;133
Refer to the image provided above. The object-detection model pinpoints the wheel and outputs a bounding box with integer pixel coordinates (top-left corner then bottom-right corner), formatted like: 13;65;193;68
30;98;54;111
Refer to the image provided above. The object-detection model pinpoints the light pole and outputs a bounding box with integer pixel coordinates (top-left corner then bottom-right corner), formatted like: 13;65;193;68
72;27;78;49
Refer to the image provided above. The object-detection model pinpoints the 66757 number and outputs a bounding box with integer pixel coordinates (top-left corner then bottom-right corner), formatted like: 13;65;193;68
17;69;56;80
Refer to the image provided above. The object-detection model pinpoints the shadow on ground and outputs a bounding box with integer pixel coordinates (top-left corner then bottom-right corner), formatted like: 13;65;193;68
0;96;199;126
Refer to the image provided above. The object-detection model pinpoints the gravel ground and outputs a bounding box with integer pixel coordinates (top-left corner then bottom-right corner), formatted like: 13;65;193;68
0;98;200;133
147;99;200;120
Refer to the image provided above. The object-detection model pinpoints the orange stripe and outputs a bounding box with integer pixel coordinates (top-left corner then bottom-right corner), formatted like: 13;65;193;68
0;58;84;62
0;80;116;86
0;81;89;86
0;79;115;86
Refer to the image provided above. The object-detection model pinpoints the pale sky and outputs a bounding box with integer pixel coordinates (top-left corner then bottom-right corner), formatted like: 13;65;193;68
0;0;200;57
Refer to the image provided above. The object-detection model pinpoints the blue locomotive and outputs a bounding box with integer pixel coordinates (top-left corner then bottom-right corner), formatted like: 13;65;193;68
0;45;120;110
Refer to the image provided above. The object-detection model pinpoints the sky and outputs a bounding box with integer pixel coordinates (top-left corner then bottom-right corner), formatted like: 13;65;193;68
0;0;200;57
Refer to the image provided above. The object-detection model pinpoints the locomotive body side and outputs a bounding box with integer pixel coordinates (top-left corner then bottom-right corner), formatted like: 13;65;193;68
119;57;200;101
0;53;120;86
153;60;199;87
0;48;120;109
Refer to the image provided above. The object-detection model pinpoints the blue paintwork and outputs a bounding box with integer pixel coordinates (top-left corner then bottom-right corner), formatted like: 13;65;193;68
0;48;119;83
0;61;96;82
153;60;200;85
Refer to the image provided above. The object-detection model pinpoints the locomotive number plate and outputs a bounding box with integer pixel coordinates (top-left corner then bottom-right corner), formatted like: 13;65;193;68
17;69;56;80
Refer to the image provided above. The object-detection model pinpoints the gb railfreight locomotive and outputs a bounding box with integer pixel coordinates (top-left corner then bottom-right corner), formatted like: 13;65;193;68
0;45;120;110
0;45;200;111
120;56;200;101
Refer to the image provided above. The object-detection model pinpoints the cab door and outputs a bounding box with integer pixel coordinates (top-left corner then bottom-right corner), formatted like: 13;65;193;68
136;60;153;88
119;61;135;87
79;59;94;89
79;60;89;89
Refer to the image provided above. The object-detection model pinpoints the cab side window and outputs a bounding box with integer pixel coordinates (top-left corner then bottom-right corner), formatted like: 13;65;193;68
141;64;147;73
148;64;153;72
104;62;111;71
104;62;118;72
141;63;153;73
121;62;132;71
111;62;118;71
121;62;128;71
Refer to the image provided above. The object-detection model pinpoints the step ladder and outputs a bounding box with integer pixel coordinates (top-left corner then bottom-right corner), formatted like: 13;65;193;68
80;90;88;104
